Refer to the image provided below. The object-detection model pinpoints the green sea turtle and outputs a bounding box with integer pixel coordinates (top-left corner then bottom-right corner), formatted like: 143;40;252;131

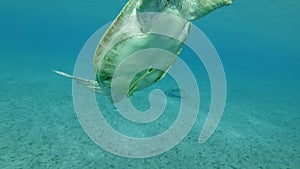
54;0;231;98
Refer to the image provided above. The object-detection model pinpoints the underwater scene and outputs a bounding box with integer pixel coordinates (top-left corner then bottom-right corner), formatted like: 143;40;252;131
0;0;299;168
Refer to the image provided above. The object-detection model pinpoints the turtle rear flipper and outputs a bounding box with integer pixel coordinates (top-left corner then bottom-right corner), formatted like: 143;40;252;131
52;70;102;94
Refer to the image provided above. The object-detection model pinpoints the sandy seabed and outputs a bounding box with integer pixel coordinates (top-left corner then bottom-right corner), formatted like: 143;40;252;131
0;64;299;169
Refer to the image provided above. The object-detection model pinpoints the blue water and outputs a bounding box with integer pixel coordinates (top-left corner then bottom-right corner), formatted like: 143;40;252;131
0;0;299;168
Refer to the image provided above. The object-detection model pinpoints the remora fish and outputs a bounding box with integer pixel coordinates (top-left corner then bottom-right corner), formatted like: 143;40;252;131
54;0;231;97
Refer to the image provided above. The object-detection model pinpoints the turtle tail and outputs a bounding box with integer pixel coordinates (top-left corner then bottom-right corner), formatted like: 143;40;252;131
52;70;102;94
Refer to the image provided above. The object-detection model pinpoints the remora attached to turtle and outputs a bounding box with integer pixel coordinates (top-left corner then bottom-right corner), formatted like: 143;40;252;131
54;0;231;98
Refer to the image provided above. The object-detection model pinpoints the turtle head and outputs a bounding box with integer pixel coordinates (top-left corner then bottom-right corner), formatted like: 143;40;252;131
179;0;232;21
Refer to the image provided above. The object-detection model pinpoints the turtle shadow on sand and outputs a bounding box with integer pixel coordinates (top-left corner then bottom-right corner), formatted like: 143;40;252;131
164;88;188;99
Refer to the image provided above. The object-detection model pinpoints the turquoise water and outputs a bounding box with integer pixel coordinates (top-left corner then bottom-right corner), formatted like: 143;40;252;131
1;0;299;168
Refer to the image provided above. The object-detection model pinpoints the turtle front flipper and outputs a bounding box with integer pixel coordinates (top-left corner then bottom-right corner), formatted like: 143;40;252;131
53;70;102;94
128;66;154;96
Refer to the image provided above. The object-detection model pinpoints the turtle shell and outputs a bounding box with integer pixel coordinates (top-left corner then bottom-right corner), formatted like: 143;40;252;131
92;0;231;96
93;0;191;96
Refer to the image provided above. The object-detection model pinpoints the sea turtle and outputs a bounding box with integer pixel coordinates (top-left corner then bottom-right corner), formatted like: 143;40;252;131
54;0;231;98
